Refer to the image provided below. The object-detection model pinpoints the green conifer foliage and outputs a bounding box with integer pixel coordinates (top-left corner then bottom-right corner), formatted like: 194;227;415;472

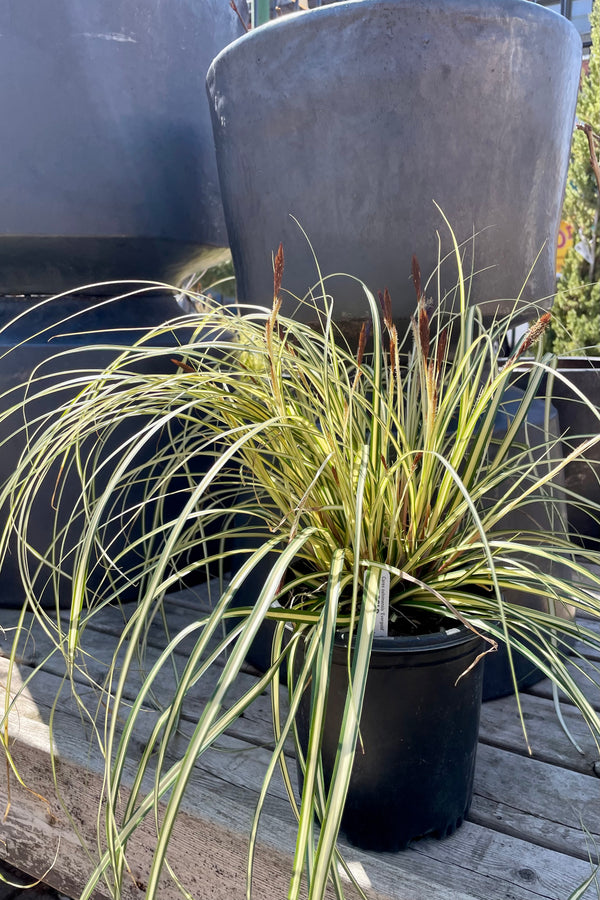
547;2;600;355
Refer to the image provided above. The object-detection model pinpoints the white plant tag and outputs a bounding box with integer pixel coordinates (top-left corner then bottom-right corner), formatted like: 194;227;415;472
375;570;390;637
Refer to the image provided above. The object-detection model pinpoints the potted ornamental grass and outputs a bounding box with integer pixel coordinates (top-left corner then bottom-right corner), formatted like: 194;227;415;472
2;231;600;898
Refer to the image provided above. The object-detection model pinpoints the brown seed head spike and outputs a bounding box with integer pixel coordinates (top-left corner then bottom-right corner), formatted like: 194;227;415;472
412;255;422;302
418;302;430;362
436;327;448;378
389;327;397;372
381;287;393;330
171;358;195;373
357;320;369;368
515;311;552;358
273;243;284;301
230;0;250;32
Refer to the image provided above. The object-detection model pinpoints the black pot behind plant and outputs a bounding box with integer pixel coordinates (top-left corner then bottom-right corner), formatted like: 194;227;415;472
207;0;580;333
509;358;600;546
296;624;484;852
547;358;600;547
481;386;574;699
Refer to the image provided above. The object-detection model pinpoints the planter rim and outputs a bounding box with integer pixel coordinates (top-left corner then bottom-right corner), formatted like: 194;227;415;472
509;357;600;374
208;0;578;73
333;620;483;654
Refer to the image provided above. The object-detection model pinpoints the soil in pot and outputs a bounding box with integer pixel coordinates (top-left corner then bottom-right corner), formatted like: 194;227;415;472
295;621;484;852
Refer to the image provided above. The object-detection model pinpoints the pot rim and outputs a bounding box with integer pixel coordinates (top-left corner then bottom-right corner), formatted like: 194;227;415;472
334;620;483;654
207;0;578;74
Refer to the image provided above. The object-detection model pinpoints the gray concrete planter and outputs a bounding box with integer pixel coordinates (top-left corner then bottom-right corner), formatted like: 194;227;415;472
0;0;246;294
207;0;580;331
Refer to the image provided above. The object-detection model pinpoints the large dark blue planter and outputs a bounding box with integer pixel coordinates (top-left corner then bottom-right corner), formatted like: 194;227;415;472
0;1;246;294
207;0;580;331
0;2;248;605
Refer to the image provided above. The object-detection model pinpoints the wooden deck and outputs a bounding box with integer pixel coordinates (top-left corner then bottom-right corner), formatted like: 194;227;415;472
1;582;599;900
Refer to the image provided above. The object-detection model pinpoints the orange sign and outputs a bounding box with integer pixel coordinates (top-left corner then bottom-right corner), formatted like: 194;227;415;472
556;220;574;274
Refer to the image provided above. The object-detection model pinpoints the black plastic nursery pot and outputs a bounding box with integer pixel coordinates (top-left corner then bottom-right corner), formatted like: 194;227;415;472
481;634;548;701
296;624;485;852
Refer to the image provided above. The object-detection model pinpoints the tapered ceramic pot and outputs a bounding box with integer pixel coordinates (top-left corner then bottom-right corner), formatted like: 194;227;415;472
207;0;580;333
0;0;246;294
296;624;484;851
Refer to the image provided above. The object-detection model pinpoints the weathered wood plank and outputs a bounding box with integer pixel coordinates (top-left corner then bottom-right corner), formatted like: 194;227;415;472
0;666;347;900
575;614;600;662
528;660;600;710
8;656;598;877
471;743;600;861
0;604;276;752
479;691;600;773
3;587;600;900
0;660;483;900
2;665;591;900
406;821;600;900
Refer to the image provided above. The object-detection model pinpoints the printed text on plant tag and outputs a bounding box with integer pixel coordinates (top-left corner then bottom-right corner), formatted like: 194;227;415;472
375;570;390;637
